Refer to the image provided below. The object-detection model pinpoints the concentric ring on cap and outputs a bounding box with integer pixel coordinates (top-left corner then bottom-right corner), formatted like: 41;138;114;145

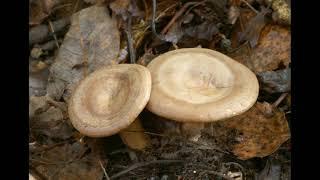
146;48;259;123
68;64;152;137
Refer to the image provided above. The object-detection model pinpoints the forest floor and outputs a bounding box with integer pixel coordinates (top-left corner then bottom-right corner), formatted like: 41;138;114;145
29;0;291;179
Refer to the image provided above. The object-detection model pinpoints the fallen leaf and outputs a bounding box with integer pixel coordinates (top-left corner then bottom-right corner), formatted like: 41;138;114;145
83;0;98;4
110;0;143;20
29;96;74;140
137;51;157;66
29;0;60;25
53;0;88;19
255;160;281;180
216;102;290;160
47;5;120;101
238;6;271;48
257;68;291;93
32;142;103;180
230;21;291;73
109;0;130;16
185;21;219;41
164;21;184;44
29;61;49;97
29;17;70;46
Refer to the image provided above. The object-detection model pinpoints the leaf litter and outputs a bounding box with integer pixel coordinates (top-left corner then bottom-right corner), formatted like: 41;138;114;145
29;0;291;179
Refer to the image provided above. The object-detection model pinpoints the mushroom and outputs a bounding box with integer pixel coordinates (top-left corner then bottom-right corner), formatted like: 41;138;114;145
146;48;259;141
68;64;151;150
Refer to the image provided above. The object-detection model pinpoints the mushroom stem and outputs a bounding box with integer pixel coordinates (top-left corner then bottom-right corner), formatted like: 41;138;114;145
180;122;205;142
119;117;150;150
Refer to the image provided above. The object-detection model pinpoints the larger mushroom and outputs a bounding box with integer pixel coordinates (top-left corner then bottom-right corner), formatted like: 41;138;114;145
68;64;151;150
146;48;259;141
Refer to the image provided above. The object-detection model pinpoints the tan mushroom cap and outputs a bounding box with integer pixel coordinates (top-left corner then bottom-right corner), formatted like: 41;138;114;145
68;64;151;137
146;48;259;123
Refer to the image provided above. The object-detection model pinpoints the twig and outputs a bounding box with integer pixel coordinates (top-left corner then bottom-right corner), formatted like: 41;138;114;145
151;0;166;41
110;160;184;179
161;1;205;35
99;159;110;180
204;170;234;180
125;15;136;64
72;0;80;14
142;0;150;21
143;131;165;137
51;3;73;13
240;0;258;14
48;20;60;48
272;93;288;108
121;130;166;137
29;17;70;45
155;3;178;21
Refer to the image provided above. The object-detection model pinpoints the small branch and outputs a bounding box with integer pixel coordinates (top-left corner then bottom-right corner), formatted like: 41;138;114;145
99;159;110;180
125;15;136;64
272;92;288;108
110;160;184;179
151;0;166;41
160;1;205;35
29;17;70;45
240;0;259;14
48;20;60;48
155;3;178;21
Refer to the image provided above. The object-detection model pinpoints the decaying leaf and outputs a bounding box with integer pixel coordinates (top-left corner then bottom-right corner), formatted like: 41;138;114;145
109;0;130;16
214;102;290;160
32;141;103;180
257;68;291;93
29;0;60;25
83;0;98;4
137;51;157;66
29;96;74;140
47;5;120;101
29;60;50;97
238;6;271;48
255;160;281;180
110;0;143;20
165;21;184;44
230;22;290;73
185;21;219;41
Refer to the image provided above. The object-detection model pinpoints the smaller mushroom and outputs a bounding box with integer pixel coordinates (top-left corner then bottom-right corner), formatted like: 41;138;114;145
68;64;151;150
146;48;259;141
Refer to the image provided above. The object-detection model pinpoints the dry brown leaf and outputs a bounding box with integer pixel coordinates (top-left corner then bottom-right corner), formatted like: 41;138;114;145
230;12;290;73
185;21;219;41
109;0;130;16
238;6;271;48
47;5;120;101
52;0;89;20
29;0;60;25
29;96;74;140
257;67;291;93
29;61;50;97
32;142;103;180
220;102;290;160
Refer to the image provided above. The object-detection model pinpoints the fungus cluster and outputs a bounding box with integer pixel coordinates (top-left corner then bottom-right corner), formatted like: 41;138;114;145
68;48;259;149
